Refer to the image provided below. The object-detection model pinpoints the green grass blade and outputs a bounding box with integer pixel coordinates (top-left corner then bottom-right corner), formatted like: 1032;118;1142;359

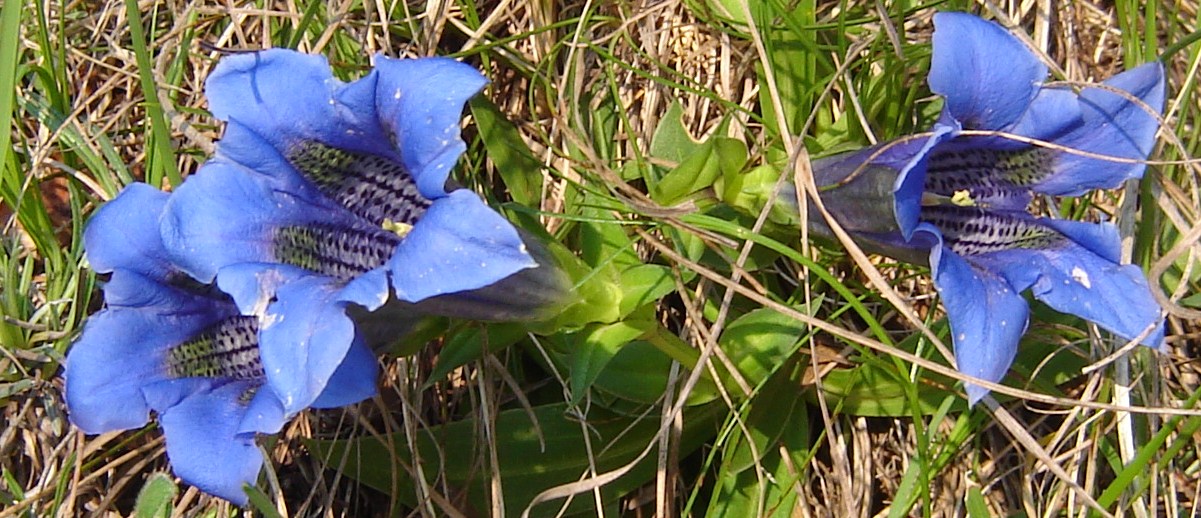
122;0;180;188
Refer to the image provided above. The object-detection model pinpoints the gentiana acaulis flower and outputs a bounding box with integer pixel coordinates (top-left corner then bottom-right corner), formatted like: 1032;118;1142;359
66;50;571;505
65;184;378;504
779;12;1166;403
160;50;565;403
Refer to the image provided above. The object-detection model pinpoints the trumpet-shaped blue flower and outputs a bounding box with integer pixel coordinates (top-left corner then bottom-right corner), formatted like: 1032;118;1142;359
160;49;541;377
789;12;1166;403
66;184;377;504
158;51;540;408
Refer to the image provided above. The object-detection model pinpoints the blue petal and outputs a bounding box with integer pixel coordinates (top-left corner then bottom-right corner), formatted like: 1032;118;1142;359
65;271;236;434
924;224;1030;404
84;183;174;280
216;262;381;412
238;386;288;435
252;275;360;415
930;12;1046;131
206;49;395;164
161;161;363;283
371;55;487;198
215;263;309;316
206;50;484;202
808;128;951;245
1033;62;1166;196
310;341;378;408
388;189;537;302
212;119;316;194
999;87;1083;150
160;163;285;282
887;124;956;237
973;218;1164;348
157;380;265;506
340;268;391;310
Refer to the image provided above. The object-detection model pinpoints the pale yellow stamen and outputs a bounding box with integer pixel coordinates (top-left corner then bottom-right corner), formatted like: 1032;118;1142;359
950;189;976;207
382;219;414;238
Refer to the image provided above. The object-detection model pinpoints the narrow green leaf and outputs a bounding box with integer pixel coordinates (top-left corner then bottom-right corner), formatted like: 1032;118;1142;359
122;0;180;188
287;0;325;49
3;467;25;502
568;319;652;405
1096;387;1201;509
887;459;923;518
243;484;284;518
0;0;22;157
965;486;990;518
471;97;544;206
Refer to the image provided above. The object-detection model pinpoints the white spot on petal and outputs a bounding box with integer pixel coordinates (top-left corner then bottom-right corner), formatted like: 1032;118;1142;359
262;312;284;330
1071;267;1091;288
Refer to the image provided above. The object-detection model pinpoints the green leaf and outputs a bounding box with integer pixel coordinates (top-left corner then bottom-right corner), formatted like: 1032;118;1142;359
591;340;717;405
568;319;653;405
653;137;748;206
122;0;180;188
243;484;284;518
965;486;990;518
577;209;642;273
647;100;749;206
718;306;814;387
311;402;722;517
708;366;810;516
649;100;704;165
757;0;819;136
617;264;675;317
133;473;176;518
3;467;25;502
888;458;923;518
471;97;543;206
721;360;805;474
1096;386;1201;509
811;355;961;417
0;379;35;400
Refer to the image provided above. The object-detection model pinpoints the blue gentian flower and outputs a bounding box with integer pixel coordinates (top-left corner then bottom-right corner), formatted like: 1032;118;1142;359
65;184;378;504
786;12;1166;403
160;49;542;366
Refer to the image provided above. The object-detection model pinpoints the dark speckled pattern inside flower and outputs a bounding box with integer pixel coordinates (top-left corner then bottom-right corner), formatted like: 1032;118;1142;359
165;316;263;380
286;141;431;227
923;205;1063;256
272;223;402;282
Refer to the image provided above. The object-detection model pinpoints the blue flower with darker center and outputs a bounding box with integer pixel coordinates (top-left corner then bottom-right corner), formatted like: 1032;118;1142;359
65;184;377;504
782;12;1166;403
160;50;541;406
